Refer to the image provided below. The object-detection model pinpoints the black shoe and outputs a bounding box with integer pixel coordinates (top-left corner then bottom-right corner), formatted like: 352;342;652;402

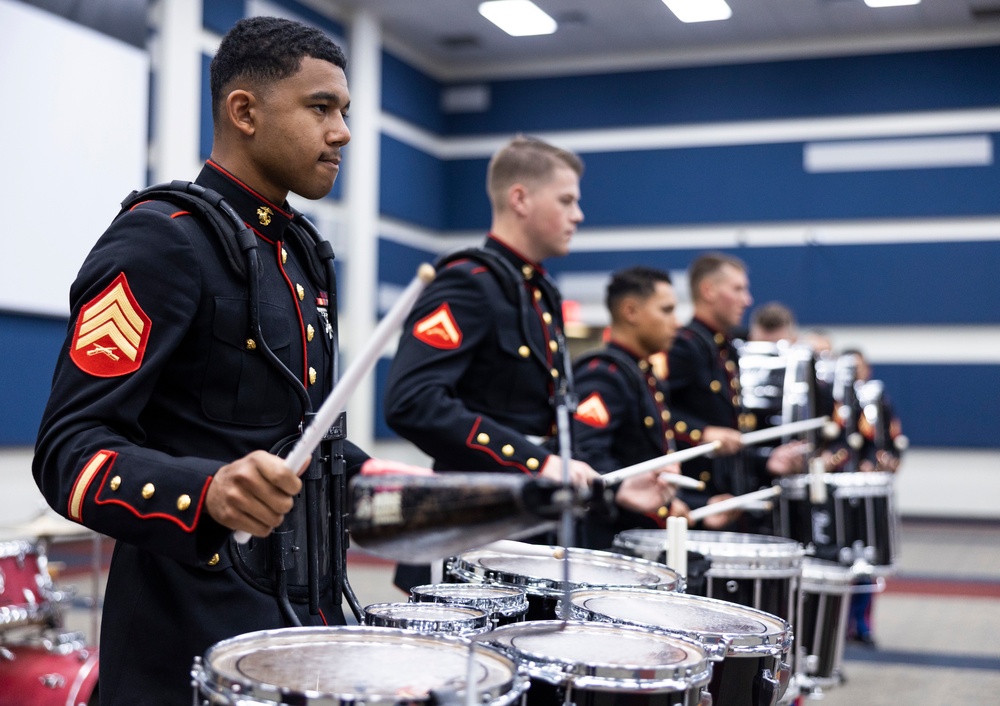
851;633;877;648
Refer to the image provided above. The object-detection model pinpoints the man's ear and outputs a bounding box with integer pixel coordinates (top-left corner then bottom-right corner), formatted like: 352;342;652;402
508;183;530;217
619;296;642;325
224;89;257;137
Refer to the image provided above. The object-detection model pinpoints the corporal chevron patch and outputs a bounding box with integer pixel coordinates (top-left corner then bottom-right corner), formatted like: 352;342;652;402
575;392;610;428
70;272;151;377
413;303;462;350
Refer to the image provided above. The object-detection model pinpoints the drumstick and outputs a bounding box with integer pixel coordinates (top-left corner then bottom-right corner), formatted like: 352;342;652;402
478;540;566;560
234;264;436;544
666;515;687;579
740;416;831;447
599;442;720;487
687;486;783;523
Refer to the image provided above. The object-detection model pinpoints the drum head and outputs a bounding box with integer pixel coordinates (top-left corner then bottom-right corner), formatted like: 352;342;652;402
571;588;791;656
410;583;528;617
449;548;680;596
615;530;804;574
488;620;711;691
363;602;490;635
199;626;521;704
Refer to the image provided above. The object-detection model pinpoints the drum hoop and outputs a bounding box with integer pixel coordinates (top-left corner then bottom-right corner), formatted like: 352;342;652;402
364;602;491;634
197;626;525;705
448;548;681;597
410;584;529;616
568;588;793;656
490;621;713;690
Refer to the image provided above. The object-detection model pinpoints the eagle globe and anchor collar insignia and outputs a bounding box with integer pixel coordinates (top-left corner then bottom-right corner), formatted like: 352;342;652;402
257;205;273;226
70;272;151;377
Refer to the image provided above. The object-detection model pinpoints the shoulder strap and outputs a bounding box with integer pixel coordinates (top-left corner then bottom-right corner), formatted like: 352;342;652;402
577;347;648;402
435;247;522;304
119;180;257;279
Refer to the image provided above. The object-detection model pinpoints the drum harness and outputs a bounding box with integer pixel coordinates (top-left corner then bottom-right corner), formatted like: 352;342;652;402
118;181;363;626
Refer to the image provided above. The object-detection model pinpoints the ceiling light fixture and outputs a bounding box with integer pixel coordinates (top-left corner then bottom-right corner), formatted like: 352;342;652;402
478;0;558;37
661;0;732;23
864;0;921;6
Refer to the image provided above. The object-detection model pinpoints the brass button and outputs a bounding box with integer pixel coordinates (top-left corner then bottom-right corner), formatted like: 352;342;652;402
732;396;740;406
518;345;530;358
526;457;540;471
501;444;515;457
657;506;669;519
177;494;191;511
281;248;288;264
477;433;490;445
714;333;725;345
542;312;552;324
638;360;650;371
548;340;559;353
665;430;674;440
551;368;559;378
110;476;121;491
661;410;671;421
296;284;305;301
246;339;257;351
141;483;155;499
655;391;665;402
207;553;220;566
691;429;702;441
521;264;534;279
309;367;318;385
699;471;712;482
710;380;722;392
644;416;655;428
533;289;542;301
307;324;315;342
675;421;688;433
731;378;739;389
726;361;736;372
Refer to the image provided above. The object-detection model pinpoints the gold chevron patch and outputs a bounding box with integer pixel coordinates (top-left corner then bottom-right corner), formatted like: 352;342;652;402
575;392;610;428
70;272;151;377
413;303;462;350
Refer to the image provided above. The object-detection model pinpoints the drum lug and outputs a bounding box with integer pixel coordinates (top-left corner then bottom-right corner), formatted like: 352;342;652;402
753;667;781;706
0;646;14;662
39;672;67;689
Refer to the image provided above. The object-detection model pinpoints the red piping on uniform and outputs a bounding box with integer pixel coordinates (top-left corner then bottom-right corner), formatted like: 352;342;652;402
465;417;534;476
274;242;310;383
92;463;203;533
206;159;293;219
487;235;545;274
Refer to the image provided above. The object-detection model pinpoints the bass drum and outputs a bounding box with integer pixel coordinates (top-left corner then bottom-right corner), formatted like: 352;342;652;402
0;633;99;706
0;540;56;632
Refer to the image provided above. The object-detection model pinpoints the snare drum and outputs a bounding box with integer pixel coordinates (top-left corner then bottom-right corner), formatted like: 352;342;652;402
775;472;898;571
192;626;527;706
613;529;804;624
410;583;528;627
363;602;491;636
0;633;99;706
571;588;793;706
0;540;56;631
797;559;853;692
488;621;713;706
448;547;682;620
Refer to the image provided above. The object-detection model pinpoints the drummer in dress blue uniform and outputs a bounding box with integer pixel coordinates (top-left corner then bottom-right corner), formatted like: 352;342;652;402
384;137;675;587
665;253;805;528
32;18;369;704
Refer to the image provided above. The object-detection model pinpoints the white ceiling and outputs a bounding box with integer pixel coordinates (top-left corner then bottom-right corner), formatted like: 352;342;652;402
321;0;1000;78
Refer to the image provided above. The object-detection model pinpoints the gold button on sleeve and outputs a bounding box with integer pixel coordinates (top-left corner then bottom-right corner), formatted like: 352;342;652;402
526;457;540;471
141;483;155;499
110;476;121;491
501;444;515;457
476;433;490;445
207;553;220;566
657;506;669;519
177;494;191;511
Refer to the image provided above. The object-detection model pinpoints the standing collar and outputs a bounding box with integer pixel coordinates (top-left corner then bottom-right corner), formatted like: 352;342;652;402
197;160;295;242
484;235;547;277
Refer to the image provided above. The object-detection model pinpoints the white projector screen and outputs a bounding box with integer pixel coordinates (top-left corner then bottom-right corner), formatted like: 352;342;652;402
0;0;149;316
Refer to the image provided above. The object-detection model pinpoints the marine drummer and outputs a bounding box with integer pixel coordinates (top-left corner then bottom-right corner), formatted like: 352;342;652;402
32;18;370;704
665;253;806;528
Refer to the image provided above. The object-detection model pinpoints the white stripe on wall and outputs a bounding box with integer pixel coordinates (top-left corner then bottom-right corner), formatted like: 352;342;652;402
804;135;993;173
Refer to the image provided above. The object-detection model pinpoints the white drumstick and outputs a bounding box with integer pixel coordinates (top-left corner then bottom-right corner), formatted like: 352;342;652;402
477;540;566;560
688;486;783;523
600;442;720;487
234;264;436;544
740;416;830;447
666;515;687;579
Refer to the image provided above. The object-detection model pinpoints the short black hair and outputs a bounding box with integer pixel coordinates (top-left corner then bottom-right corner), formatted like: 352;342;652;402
210;16;347;123
605;266;673;317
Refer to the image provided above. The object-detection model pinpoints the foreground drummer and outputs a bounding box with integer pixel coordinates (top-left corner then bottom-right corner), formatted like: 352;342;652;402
32;18;369;704
384;137;674;587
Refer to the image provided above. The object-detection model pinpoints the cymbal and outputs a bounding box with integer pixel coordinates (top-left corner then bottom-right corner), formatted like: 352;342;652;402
3;512;92;539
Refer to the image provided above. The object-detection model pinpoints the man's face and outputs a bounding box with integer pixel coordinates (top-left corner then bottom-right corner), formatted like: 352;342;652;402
635;280;679;355
706;263;752;330
249;57;351;202
521;164;584;261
